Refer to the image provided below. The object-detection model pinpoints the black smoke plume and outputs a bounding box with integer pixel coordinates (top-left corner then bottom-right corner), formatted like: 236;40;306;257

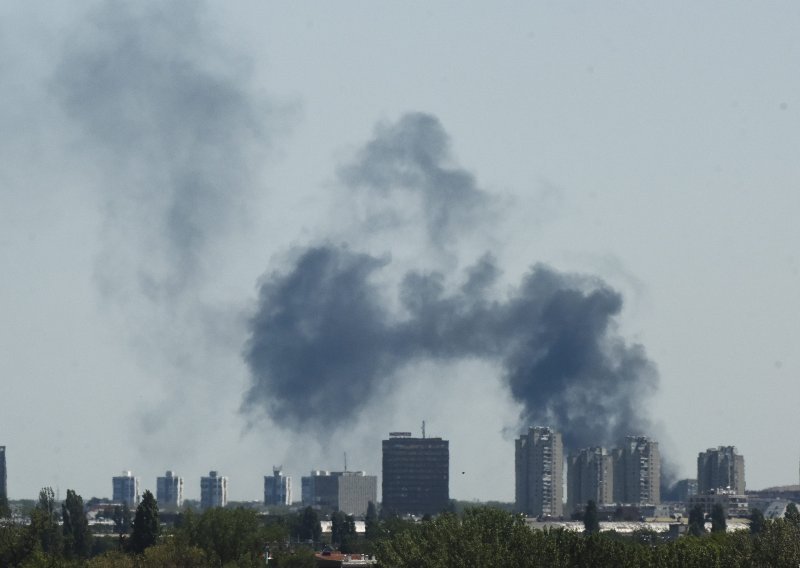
243;245;657;450
339;112;491;247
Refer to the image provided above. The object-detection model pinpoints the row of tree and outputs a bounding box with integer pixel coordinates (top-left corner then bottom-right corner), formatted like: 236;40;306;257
375;505;800;567
4;490;800;567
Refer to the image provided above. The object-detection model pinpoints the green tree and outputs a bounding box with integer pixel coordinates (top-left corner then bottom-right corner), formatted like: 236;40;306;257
296;506;321;544
364;501;380;542
62;489;91;558
688;504;706;537
711;503;727;533
28;486;62;555
785;502;800;528
749;507;765;534
340;515;358;553
583;500;600;535
130;490;160;554
113;503;132;535
0;493;11;518
331;511;345;546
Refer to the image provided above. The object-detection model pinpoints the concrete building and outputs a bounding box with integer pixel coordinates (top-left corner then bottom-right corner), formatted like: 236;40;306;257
264;466;292;506
688;489;749;518
697;446;745;495
0;446;6;503
156;470;184;509
612;436;660;505
200;470;228;510
567;447;613;514
301;470;377;516
670;478;699;502
382;432;449;516
112;471;140;508
515;426;564;517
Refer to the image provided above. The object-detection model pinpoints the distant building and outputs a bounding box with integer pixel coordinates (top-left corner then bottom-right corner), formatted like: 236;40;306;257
382;432;449;516
612;436;660;505
670;478;699;502
515;426;564;517
200;471;228;510
112;471;140;508
156;470;184;509
688;489;748;518
264;466;292;506
697;446;745;495
301;470;377;516
0;446;6;502
567;447;613;514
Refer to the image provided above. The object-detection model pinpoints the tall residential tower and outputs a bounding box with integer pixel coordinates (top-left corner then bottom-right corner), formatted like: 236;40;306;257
515;427;564;517
697;446;745;494
112;471;140;508
156;470;184;509
200;470;228;510
612;436;660;505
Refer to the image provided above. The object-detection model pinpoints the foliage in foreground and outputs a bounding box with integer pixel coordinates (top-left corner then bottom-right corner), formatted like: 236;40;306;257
374;506;800;568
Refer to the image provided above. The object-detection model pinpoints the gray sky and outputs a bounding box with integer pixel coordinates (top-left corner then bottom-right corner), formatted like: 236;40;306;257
2;1;800;503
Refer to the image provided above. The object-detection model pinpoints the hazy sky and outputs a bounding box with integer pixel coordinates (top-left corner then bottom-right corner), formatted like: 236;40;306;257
2;2;800;503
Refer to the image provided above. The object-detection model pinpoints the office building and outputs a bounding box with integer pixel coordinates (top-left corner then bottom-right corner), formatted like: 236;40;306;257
0;446;6;502
612;436;660;505
112;471;140;508
264;466;292;506
382;432;449;516
156;470;184;509
301;470;377;517
697;446;745;495
515;426;564;517
567;447;613;513
200;470;228;510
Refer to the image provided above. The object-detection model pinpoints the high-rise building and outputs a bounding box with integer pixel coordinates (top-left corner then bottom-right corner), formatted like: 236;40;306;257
382;432;449;516
612;436;660;505
200;470;228;510
264;466;292;506
112;471;140;508
301;470;377;517
0;446;6;502
515;426;564;517
156;470;184;509
697;446;745;495
566;447;613;513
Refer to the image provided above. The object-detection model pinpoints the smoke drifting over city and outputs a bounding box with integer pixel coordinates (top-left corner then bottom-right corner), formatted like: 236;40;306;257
244;113;659;452
53;1;285;298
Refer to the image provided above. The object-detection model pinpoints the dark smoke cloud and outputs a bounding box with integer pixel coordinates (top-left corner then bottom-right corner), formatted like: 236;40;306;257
339;112;491;247
243;245;657;450
52;1;288;296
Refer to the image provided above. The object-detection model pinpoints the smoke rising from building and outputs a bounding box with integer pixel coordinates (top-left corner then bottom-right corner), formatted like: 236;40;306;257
244;112;659;450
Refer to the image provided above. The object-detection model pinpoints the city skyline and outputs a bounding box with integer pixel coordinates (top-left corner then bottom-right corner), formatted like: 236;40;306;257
3;2;800;502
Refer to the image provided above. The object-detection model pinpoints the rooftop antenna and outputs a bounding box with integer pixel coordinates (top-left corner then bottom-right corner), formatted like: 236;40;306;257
344;452;348;472
422;420;426;439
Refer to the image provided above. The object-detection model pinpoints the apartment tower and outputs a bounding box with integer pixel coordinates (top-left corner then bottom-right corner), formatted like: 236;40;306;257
200;470;228;510
697;446;745;494
112;471;140;508
566;447;614;514
515;426;564;517
612;436;660;505
264;466;292;506
156;470;184;509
